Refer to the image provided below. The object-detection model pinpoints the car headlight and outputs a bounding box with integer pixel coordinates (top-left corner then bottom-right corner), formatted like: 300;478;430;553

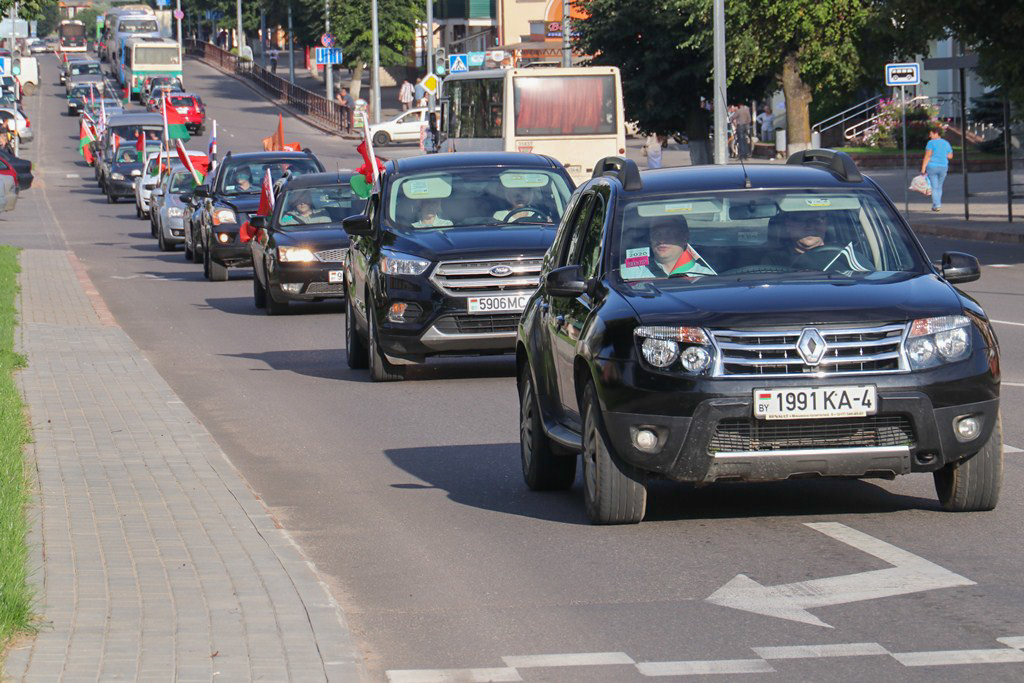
167;207;183;217
131;169;141;176
905;315;972;370
634;325;715;374
110;172;125;180
278;246;318;263
380;249;430;276
211;207;236;225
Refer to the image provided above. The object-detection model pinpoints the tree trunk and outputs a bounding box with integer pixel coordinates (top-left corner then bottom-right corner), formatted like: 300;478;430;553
348;63;364;100
781;52;812;155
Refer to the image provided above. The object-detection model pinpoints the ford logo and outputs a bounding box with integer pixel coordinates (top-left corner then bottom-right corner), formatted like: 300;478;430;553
490;265;513;277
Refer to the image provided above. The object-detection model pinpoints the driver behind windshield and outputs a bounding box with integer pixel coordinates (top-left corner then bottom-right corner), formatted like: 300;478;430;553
234;171;253;192
493;185;551;222
620;217;716;279
762;211;847;270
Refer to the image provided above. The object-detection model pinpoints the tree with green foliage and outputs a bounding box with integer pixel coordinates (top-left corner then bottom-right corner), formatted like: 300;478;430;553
326;0;422;98
33;0;60;37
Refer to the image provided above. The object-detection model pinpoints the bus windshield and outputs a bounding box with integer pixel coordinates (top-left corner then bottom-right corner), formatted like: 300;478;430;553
60;24;86;38
513;76;616;136
119;19;158;33
135;47;180;65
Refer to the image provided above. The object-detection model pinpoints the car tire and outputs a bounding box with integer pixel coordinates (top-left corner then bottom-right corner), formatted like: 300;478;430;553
368;310;404;382
205;241;228;282
253;272;267;309
519;367;576;491
157;227;172;252
67;106;73;116
345;294;369;369
184;239;193;262
373;131;390;146
581;382;647;524
150;214;157;237
265;277;288;315
190;228;202;263
136;203;142;219
106;189;115;204
934;414;1003;512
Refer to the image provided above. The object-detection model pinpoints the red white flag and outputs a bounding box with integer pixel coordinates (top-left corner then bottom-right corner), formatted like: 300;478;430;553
258;168;275;216
173;139;209;184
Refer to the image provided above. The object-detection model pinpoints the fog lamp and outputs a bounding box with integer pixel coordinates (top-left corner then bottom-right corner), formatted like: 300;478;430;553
387;302;408;323
216;232;230;244
954;415;981;442
280;283;302;294
633;428;658;452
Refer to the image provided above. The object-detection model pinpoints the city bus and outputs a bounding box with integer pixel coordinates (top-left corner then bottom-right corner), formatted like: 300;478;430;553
440;67;625;183
57;19;88;53
120;37;182;99
104;10;159;67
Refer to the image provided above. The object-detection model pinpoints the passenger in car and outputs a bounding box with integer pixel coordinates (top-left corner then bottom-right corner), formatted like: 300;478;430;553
619;217;716;279
412;199;453;228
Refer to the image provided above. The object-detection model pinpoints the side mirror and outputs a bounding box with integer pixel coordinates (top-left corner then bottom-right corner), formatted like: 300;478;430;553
193;186;209;198
151;188;163;197
342;214;373;237
941;251;980;284
178;193;192;202
545;265;587;297
249;215;266;229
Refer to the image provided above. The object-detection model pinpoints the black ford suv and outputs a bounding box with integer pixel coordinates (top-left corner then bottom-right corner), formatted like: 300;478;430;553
343;152;574;381
188;151;324;281
517;152;1001;524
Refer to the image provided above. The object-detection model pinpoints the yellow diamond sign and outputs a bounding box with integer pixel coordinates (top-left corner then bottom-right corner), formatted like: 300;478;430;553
422;73;440;96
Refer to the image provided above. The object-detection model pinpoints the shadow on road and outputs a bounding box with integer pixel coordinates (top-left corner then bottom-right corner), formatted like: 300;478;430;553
224;348;352;380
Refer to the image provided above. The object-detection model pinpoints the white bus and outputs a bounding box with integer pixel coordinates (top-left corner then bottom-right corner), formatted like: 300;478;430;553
121;37;182;99
58;19;88;53
105;10;159;69
440;67;625;183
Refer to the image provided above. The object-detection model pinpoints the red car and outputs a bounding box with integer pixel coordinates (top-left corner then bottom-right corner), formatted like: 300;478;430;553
160;92;206;135
0;157;18;191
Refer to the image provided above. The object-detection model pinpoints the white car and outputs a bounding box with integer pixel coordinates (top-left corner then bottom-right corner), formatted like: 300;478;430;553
0;107;31;143
368;108;431;146
135;149;206;219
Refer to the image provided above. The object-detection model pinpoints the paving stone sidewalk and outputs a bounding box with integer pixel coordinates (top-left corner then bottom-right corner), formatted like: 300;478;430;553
4;249;364;682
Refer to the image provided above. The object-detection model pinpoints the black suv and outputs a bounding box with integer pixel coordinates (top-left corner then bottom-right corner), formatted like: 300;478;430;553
517;152;1001;524
343;152;574;381
187;151;324;281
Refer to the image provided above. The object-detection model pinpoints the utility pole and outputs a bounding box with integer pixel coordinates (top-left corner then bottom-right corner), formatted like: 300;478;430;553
371;0;380;123
324;0;333;102
426;0;434;110
235;0;244;55
175;0;182;46
260;9;266;70
712;0;728;165
287;4;294;83
561;0;570;67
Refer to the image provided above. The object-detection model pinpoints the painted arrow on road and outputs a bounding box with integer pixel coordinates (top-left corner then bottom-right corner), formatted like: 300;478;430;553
706;522;975;628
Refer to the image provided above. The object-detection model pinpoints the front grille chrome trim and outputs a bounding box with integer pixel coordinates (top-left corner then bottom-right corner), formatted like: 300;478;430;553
430;257;544;298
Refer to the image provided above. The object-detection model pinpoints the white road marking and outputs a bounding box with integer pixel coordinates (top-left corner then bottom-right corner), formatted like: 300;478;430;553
992;319;1024;327
502;652;634;668
386;668;522;683
988;264;1014;268
1002;382;1024;388
636;659;775;676
705;522;975;627
1006;445;1023;453
387;636;1024;680
892;649;1024;667
65;172;79;178
753;643;889;659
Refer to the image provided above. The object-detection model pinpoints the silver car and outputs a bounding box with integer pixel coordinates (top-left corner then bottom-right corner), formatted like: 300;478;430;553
152;168;198;251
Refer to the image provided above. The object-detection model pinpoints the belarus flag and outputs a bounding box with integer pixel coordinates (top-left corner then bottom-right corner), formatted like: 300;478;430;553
174;139;209;184
240;169;275;243
163;93;191;141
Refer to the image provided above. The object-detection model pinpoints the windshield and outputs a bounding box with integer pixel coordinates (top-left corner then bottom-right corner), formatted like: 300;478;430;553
109;124;162;142
277;185;359;229
615;189;926;282
71;84;102;97
116;148;141;163
169;172;196;194
513;76;617;136
119;19;158;33
218;159;321;196
385;168;572;228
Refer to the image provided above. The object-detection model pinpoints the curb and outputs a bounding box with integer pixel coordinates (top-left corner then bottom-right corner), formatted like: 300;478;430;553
910;221;1024;244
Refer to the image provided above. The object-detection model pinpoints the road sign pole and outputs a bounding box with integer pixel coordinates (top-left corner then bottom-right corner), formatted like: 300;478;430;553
712;0;728;165
288;4;295;84
902;85;908;215
426;0;434;111
371;0;380;124
176;0;182;47
561;0;570;67
960;66;969;221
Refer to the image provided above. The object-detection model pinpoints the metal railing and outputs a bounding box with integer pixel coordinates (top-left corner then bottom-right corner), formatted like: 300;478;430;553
184;39;346;133
812;95;883;140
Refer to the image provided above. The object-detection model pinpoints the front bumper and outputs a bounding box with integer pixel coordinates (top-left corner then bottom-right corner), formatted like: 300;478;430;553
108;178;137;197
592;350;1000;484
268;259;347;301
161;217;185;242
207;230;251;267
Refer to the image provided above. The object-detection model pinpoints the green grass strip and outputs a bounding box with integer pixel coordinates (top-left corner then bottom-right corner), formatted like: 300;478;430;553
0;246;33;651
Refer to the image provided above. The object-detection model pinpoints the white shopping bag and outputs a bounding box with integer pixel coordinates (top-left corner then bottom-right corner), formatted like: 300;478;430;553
909;174;932;196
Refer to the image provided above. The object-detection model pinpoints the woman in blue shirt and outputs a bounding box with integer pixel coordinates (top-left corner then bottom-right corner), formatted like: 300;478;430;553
921;127;954;212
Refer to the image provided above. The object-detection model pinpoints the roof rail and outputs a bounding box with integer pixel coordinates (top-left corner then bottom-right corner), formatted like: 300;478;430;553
786;148;863;183
592;156;642;190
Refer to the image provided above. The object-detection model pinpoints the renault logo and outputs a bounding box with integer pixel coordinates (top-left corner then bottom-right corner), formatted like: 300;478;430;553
796;328;828;366
490;265;513;277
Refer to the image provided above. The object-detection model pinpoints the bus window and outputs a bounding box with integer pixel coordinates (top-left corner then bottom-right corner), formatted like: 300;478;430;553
448;78;502;139
513;75;616;136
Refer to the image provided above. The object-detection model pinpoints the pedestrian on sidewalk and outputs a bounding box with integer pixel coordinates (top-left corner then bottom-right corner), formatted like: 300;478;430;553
734;102;752;159
921;126;954;212
414;78;427;108
643;133;665;169
757;105;773;143
269;47;279;74
399;79;414;111
336;87;354;134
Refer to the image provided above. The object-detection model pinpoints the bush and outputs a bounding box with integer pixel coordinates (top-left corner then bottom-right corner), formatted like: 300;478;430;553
865;98;940;149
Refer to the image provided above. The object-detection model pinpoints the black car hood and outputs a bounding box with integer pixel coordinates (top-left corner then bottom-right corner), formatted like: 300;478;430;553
273;226;348;247
617;272;963;328
388;225;556;261
219;195;261;213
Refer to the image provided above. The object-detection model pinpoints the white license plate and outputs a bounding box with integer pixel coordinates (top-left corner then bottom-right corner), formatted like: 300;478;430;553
328;270;344;283
754;385;877;420
176;107;189;114
467;294;529;314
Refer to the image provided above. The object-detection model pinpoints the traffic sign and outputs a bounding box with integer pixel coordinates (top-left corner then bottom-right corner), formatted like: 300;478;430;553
173;9;184;20
315;48;343;65
320;33;335;48
421;73;440;95
885;62;920;87
448;54;468;74
467;51;485;68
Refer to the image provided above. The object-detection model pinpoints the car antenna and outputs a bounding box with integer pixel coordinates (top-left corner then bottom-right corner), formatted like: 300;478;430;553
720;87;752;188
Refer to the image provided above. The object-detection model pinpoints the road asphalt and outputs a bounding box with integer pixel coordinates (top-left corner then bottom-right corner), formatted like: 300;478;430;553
2;53;1024;682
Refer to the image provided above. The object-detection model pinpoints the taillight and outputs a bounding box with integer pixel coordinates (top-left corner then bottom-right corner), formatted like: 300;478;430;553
25;118;29;127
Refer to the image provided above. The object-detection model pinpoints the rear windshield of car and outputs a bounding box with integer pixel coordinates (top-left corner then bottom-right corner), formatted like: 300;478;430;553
169;171;196;194
168;95;196;107
277;185;360;229
384;167;572;229
70;63;101;76
218;159;321;196
614;189;926;282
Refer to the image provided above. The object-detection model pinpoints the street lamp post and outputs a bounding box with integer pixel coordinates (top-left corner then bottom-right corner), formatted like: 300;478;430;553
235;0;244;54
712;0;728;165
426;0;434;111
325;0;333;102
175;0;182;47
561;0;570;67
288;4;295;83
371;0;381;124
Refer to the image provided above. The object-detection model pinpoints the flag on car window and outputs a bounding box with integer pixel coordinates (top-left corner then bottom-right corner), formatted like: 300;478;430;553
78;119;95;164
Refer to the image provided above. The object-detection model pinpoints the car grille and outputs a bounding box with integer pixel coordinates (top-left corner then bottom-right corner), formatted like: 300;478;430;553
430;258;543;297
304;282;345;295
315;248;347;263
433;314;521;335
709;416;916;454
710;324;907;377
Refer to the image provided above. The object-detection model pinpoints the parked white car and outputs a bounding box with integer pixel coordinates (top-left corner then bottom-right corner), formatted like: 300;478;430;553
0;107;31;143
0;173;17;213
368;108;431;146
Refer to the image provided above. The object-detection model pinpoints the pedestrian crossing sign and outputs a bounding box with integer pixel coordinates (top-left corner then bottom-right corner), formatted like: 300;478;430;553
448;54;469;74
